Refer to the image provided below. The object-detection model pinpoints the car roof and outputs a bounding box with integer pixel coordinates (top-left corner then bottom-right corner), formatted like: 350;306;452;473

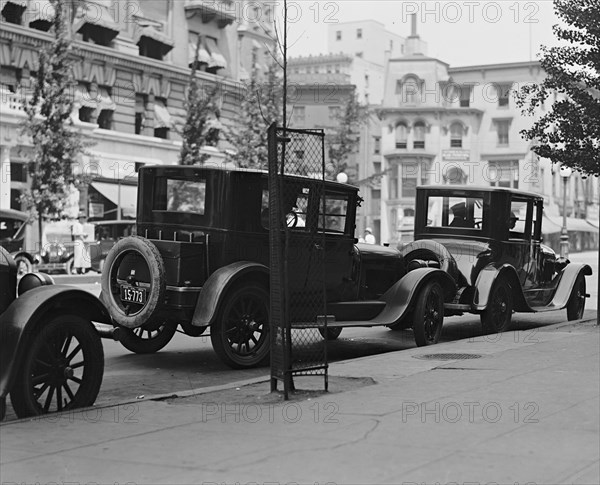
140;165;358;191
416;185;543;200
0;208;29;221
93;220;135;226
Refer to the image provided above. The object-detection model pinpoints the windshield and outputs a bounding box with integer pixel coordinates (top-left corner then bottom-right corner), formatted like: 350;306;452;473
0;217;24;240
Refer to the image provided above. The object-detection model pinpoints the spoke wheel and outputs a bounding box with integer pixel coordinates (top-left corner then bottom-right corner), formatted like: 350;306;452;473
119;322;177;354
318;327;343;340
10;315;104;419
211;284;270;369
481;279;513;334
413;281;444;346
566;274;586;321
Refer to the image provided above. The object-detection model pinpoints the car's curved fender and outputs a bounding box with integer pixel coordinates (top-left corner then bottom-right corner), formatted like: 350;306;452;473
191;261;269;327
0;286;111;399
549;263;592;309
473;264;533;312
368;268;456;326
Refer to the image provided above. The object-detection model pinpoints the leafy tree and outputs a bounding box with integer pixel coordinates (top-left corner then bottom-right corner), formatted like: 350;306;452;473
226;61;283;169
179;39;222;166
327;92;368;181
20;0;89;244
517;0;600;176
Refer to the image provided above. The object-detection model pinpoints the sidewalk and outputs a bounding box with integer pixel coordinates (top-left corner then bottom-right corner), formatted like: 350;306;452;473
1;317;598;485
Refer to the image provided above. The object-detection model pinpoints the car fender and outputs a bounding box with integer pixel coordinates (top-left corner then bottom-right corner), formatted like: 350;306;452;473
550;263;592;309
369;268;456;326
191;261;269;327
0;285;111;399
473;264;529;312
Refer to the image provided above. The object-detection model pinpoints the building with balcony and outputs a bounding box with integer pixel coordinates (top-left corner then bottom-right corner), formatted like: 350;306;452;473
377;28;599;250
0;0;276;240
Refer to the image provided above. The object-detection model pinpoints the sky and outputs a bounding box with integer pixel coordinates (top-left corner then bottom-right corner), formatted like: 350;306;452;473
282;0;563;66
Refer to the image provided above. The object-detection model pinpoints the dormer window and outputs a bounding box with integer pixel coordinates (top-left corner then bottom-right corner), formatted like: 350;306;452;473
73;1;120;46
1;0;26;25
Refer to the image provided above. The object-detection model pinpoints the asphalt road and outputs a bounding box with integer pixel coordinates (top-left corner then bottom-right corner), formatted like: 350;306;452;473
4;251;597;422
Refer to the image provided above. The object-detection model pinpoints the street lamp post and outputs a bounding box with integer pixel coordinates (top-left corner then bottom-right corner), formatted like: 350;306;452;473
559;166;572;259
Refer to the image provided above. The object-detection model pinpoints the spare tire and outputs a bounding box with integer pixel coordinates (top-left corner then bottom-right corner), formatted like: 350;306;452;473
399;240;453;274
101;236;166;329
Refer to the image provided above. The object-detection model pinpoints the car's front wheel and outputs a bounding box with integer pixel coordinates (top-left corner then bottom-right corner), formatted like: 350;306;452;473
413;281;444;346
10;315;104;418
566;274;586;321
481;279;513;334
211;284;270;369
119;321;177;354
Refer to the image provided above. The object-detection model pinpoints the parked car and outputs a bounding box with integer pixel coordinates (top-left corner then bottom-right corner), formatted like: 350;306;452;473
90;220;136;273
0;208;34;275
0;246;116;420
398;185;592;339
100;167;591;369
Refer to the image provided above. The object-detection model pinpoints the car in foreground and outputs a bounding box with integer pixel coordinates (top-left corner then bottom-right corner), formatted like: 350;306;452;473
0;208;34;276
0;246;115;420
398;185;592;340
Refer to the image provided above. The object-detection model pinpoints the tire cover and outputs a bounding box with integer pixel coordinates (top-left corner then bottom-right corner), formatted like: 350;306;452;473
399;239;454;274
101;236;165;328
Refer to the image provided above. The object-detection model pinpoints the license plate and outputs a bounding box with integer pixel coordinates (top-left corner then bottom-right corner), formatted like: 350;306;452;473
120;285;147;304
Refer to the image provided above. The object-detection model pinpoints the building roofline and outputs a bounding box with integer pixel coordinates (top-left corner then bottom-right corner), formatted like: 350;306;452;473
388;55;450;68
449;60;542;72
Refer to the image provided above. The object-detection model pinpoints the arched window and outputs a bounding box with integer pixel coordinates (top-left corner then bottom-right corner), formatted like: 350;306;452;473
450;122;464;148
395;123;408;149
413;121;426;149
403;76;420;104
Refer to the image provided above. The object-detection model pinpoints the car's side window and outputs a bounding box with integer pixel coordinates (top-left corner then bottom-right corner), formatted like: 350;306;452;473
509;199;529;239
319;194;349;234
426;196;483;230
261;186;310;231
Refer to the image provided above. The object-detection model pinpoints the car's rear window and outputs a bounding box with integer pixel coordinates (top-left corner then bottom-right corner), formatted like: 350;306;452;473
426;195;484;230
154;178;207;215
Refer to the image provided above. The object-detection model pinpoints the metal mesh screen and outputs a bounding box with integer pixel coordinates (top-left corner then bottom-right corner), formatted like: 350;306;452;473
268;124;329;396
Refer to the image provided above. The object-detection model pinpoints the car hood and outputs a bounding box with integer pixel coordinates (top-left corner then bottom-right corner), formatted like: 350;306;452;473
355;242;402;261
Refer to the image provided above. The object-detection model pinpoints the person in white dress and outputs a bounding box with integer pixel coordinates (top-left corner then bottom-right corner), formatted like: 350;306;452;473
72;212;91;274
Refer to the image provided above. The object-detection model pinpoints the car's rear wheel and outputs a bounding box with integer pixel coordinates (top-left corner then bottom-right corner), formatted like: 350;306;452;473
211;284;270;369
318;327;343;340
101;236;166;329
119;321;177;354
566;274;586;321
10;315;104;419
413;281;444;346
481;279;513;334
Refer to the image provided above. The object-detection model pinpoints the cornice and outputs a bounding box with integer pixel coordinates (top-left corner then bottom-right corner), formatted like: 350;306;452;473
0;22;241;90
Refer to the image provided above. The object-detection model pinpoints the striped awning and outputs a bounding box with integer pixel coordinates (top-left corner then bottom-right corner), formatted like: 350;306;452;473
205;37;227;69
135;25;174;56
73;1;119;41
188;37;211;66
0;0;27;11
153;99;172;129
75;85;116;111
26;0;55;25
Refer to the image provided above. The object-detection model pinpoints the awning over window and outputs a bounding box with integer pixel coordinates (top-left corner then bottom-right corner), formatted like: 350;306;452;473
153;99;172;129
90;182;137;219
543;215;599;235
73;1;120;42
188;37;212;66
75;86;116;111
26;0;54;30
135;25;174;57
205;37;227;69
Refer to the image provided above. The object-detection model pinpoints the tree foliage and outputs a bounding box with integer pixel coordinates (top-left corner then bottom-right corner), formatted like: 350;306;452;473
226;61;283;169
327;92;368;181
179;40;222;166
20;0;88;237
516;0;600;176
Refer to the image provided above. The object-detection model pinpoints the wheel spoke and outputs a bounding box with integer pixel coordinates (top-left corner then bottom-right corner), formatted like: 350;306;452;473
61;335;73;356
43;385;56;412
66;344;82;363
56;386;63;412
63;382;75;400
34;381;50;398
70;361;85;369
32;373;51;385
69;376;83;384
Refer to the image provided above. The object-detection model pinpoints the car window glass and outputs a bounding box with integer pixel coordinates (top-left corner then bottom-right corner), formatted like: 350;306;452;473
0;218;22;239
319;194;348;234
164;179;206;214
426;196;483;229
261;187;310;231
509;200;528;238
